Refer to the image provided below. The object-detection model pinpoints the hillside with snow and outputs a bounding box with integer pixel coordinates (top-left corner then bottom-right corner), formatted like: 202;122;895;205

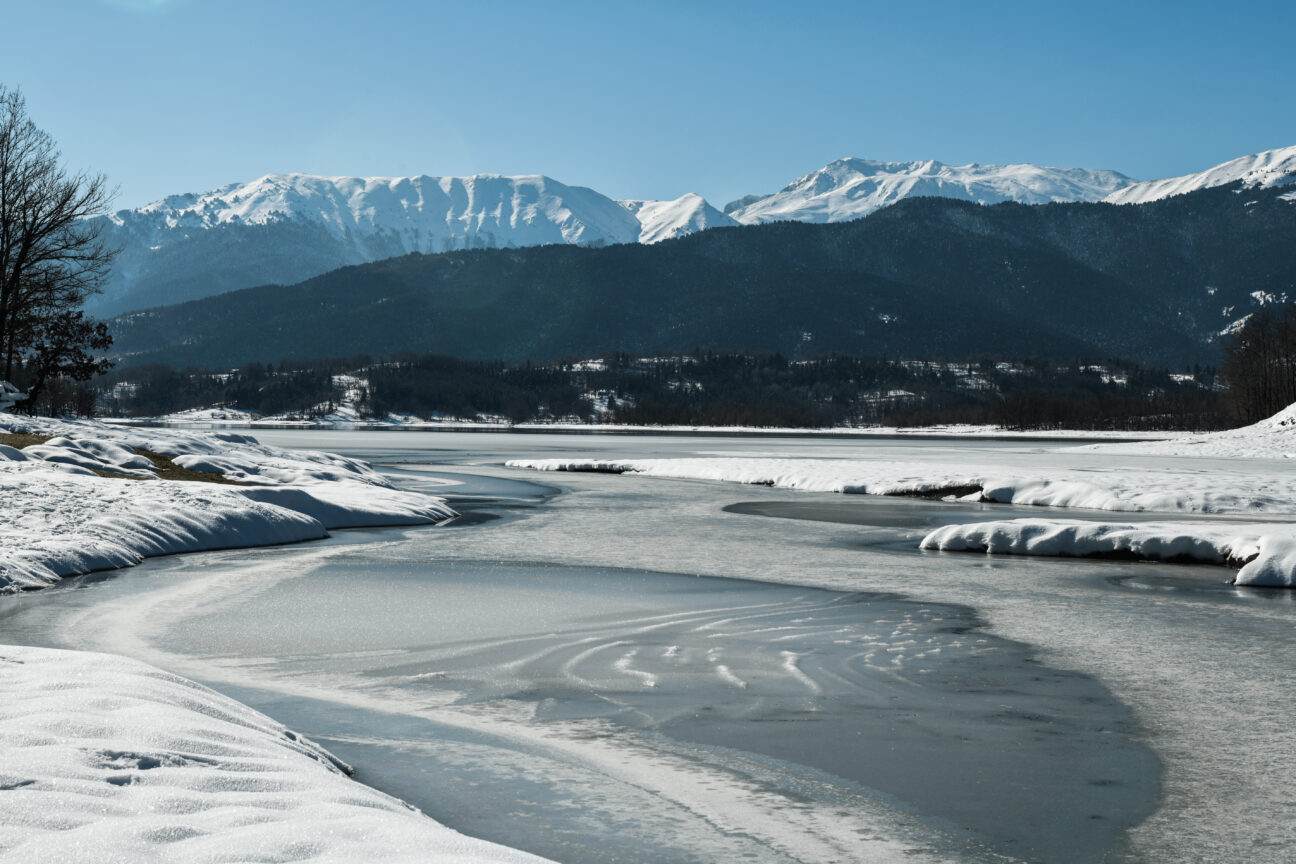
90;173;729;316
111;180;1296;370
619;193;738;243
1104;145;1296;205
726;158;1134;224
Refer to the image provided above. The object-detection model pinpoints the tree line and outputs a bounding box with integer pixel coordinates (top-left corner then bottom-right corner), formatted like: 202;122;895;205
93;350;1233;431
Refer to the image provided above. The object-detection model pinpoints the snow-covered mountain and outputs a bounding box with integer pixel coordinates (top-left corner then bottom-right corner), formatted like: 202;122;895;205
1103;145;1296;205
726;158;1135;224
92;173;729;316
111;172;647;252
619;193;738;243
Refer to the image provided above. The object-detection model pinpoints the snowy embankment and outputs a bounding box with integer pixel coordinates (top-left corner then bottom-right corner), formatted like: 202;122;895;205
0;417;540;862
0;645;550;864
509;406;1296;587
0;415;455;592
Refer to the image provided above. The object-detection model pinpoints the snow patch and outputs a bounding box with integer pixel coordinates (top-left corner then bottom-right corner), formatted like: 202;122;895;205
0;645;552;863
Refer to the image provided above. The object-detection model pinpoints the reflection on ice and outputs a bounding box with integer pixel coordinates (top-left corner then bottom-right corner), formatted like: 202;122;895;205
159;558;1156;864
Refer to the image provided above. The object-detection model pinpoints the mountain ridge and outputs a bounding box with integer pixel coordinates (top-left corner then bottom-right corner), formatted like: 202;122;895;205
726;157;1135;224
106;181;1296;371
1103;145;1296;205
90;146;1294;319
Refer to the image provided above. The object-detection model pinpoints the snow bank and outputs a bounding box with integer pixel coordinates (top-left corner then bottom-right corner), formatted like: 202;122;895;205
1081;401;1296;461
0;462;326;592
22;436;158;478
506;456;1295;514
919;519;1296;587
0;644;552;864
0;415;454;591
510;404;1296;587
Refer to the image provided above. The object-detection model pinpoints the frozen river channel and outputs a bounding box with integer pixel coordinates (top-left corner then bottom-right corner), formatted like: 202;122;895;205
2;431;1293;863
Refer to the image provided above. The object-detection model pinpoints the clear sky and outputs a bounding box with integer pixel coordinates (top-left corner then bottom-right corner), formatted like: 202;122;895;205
5;0;1295;211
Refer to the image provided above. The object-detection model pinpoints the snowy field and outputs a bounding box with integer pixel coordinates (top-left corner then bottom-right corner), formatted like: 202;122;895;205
510;404;1296;587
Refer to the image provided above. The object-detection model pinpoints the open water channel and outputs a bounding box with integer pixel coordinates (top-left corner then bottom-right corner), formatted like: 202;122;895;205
2;431;1293;863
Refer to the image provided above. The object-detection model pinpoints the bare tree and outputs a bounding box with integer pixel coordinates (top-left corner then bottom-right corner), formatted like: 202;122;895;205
0;84;115;409
1221;305;1296;424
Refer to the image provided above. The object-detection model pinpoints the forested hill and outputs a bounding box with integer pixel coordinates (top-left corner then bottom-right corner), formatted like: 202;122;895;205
108;182;1296;369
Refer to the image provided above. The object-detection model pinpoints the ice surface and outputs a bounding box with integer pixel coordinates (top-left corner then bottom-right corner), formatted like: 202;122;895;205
509;402;1296;585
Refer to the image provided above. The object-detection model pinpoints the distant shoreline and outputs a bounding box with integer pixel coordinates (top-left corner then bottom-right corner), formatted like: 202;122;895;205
99;417;1175;444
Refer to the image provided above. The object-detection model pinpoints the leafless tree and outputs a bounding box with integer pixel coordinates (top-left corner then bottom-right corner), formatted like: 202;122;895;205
1221;305;1296;424
0;84;115;407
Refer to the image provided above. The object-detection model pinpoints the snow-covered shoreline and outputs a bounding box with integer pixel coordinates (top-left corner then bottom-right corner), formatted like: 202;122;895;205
508;405;1296;588
104;410;1180;441
0;416;557;862
0;415;454;593
0;645;552;864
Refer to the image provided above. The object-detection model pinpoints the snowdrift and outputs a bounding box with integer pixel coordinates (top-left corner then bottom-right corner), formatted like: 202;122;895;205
0;415;455;592
0;645;552;864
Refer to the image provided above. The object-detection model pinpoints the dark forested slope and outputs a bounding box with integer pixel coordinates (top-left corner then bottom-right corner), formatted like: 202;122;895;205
109;182;1296;368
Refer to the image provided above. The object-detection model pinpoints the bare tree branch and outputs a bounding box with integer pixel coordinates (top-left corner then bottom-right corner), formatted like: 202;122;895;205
0;84;117;404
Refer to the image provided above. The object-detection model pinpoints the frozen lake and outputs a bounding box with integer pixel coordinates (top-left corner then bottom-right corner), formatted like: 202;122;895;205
2;430;1293;863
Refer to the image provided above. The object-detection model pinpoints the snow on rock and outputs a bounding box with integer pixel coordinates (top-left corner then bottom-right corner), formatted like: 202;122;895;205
0;415;455;592
727;157;1134;224
618;193;739;243
1103;145;1296;205
0;644;553;864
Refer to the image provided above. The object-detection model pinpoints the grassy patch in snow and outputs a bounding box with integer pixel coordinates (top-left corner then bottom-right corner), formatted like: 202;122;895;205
133;448;253;485
0;431;51;450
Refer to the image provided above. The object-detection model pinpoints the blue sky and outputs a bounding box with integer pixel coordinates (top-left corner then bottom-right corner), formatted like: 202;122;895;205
5;0;1295;210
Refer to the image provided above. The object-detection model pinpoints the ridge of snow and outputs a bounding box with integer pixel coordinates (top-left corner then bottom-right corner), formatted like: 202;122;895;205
1102;145;1296;205
728;157;1135;224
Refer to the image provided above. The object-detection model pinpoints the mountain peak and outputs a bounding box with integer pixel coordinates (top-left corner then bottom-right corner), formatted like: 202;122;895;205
93;173;730;317
1103;145;1296;205
729;157;1135;225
